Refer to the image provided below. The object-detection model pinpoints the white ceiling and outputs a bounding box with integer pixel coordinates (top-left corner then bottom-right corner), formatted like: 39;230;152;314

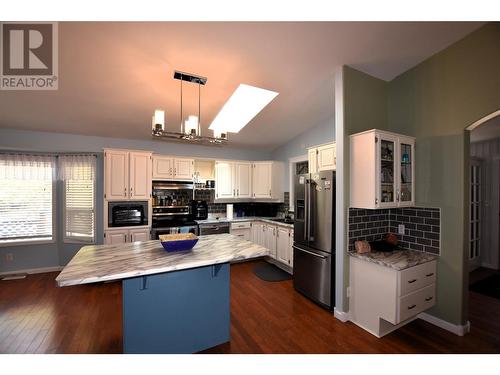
471;115;500;142
0;22;483;150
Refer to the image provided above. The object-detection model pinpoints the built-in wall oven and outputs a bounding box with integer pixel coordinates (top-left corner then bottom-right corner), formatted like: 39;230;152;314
151;180;199;239
108;201;149;227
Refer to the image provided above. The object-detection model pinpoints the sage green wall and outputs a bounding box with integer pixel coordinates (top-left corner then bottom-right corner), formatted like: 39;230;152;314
387;22;500;325
342;65;389;312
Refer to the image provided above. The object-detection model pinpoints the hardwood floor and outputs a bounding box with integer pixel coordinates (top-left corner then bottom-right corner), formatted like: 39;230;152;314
1;260;499;354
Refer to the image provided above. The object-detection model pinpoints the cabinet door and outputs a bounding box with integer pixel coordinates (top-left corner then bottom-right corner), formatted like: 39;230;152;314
252;162;272;199
105;150;129;200
288;230;294;268
377;134;398;208
152;156;174;179
276;227;290;264
308;149;318;174
130;152;151;199
174;158;194;180
130;228;151;243
251;222;261;244
265;225;277;259
235;162;252;199
398;137;415;207
215;161;235;199
317;143;336;171
105;230;128;245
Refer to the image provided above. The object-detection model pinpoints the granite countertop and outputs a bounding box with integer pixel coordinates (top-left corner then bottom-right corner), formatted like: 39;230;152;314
56;233;269;287
348;249;438;270
196;216;294;229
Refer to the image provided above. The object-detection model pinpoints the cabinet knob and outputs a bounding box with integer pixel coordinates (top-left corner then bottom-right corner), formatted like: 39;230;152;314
407;304;417;310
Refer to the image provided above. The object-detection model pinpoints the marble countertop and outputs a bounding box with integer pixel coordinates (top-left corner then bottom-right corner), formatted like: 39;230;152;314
196;216;294;228
348;249;438;270
56;233;269;287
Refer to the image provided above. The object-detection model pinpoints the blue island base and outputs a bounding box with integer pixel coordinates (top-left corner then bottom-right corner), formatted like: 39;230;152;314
122;263;230;354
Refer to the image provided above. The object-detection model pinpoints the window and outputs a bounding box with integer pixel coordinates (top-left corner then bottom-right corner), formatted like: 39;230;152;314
59;155;96;243
0;155;55;244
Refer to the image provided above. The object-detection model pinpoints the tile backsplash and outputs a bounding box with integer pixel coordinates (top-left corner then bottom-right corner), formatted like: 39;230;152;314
348;207;440;255
193;190;290;217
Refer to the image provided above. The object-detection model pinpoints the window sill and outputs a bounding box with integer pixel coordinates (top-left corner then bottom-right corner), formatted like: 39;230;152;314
63;239;96;245
0;239;56;248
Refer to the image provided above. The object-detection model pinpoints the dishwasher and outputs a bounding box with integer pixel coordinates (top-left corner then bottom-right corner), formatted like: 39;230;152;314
198;222;230;235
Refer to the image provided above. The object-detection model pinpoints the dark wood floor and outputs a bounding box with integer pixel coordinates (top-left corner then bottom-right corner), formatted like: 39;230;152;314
1;260;499;354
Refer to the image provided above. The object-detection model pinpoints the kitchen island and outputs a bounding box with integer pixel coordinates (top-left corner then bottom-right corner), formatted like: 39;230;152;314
56;233;268;353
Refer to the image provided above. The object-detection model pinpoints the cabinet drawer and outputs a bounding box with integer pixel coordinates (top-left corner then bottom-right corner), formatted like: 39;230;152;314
399;261;436;296
398;284;436;323
230;228;251;241
230;222;251;230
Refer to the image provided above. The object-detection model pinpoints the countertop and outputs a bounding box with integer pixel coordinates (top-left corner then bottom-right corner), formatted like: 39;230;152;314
348;249;438;270
196;216;294;229
56;233;269;287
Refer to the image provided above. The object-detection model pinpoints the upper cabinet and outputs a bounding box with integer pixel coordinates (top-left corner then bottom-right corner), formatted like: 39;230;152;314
350;129;415;209
152;155;194;180
215;160;283;202
105;149;152;201
308;142;336;173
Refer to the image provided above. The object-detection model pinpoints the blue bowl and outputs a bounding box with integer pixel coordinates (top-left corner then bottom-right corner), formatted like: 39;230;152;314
159;233;199;252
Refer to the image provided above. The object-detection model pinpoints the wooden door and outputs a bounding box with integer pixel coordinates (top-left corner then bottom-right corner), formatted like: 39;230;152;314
276;226;289;264
152;156;174;179
174;158;194;180
105;150;129;200
469;158;482;271
377;133;399;208
252;162;272;199
398;136;415;207
317;143;336;171
235;162;252;199
105;230;128;245
129;152;151;199
215;161;234;199
130;228;151;243
308;148;318;174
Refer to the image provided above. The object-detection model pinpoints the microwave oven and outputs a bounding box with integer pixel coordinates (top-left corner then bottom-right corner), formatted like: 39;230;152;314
108;201;148;227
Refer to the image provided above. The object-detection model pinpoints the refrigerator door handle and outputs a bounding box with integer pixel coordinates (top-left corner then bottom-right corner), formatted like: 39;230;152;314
307;179;313;241
304;180;309;241
293;245;327;259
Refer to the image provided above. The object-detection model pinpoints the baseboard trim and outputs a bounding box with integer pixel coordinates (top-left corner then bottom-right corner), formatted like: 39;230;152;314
334;308;349;322
480;262;499;270
418;312;471;336
0;266;63;276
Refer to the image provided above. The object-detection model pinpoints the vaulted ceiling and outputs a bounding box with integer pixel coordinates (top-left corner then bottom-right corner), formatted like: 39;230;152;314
0;22;483;150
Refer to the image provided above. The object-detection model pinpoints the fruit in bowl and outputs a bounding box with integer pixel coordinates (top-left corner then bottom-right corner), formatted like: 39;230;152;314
159;233;199;252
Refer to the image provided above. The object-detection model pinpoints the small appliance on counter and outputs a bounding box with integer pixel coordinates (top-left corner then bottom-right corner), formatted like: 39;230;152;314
191;200;208;220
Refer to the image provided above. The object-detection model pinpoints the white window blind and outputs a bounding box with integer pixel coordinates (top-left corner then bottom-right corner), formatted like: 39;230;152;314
60;155;96;243
0;155;55;244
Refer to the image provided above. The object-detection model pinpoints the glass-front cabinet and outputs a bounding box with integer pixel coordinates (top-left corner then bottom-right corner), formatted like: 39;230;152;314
350;129;415;209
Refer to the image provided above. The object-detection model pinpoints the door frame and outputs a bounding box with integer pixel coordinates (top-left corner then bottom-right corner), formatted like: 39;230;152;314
469;157;483;271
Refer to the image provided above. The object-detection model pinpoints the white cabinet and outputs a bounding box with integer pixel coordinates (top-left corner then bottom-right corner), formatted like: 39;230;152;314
105;228;151;245
276;226;293;266
308;142;336;173
251;221;265;246
264;224;277;259
234;162;253;199
152;155;194;180
350;129;415;209
105;149;151;201
252;162;284;201
349;256;436;337
230;222;251;241
215;161;235;199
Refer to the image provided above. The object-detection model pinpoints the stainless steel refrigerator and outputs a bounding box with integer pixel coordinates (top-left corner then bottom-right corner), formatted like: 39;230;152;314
293;171;335;309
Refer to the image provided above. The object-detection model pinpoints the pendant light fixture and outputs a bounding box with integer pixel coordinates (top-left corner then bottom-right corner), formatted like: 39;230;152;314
151;71;228;145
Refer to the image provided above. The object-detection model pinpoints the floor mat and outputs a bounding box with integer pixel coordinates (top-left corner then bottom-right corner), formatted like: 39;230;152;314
469;272;500;300
252;263;292;282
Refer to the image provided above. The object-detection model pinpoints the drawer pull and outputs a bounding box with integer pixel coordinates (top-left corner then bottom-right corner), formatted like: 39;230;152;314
425;297;433;302
407;304;417;310
425;273;434;277
407;279;417;284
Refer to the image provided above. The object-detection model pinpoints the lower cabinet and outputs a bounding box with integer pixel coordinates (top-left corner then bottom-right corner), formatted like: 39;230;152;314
349;256;437;337
230;222;251;241
249;221;293;270
105;228;151;245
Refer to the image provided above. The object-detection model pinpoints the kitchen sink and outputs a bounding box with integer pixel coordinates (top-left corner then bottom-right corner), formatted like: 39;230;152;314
270;218;294;224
